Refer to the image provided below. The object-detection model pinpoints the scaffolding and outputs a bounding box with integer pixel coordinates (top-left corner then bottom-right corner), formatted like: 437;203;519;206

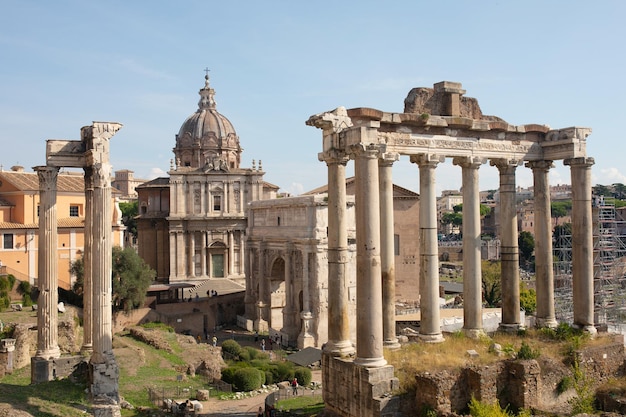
553;201;626;327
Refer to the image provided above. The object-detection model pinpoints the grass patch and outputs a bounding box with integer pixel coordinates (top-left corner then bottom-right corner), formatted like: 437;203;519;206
275;394;324;416
0;366;89;416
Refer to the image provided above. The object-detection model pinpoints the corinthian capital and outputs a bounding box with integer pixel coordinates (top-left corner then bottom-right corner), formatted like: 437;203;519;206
306;107;353;134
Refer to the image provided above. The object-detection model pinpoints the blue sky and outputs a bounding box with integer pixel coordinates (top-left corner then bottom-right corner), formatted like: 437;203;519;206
1;1;625;196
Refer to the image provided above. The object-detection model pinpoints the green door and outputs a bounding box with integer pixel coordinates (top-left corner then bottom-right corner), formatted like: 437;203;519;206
212;254;224;277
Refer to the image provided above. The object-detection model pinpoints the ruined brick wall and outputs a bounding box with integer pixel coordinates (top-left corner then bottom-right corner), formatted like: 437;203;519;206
575;336;625;385
415;369;465;414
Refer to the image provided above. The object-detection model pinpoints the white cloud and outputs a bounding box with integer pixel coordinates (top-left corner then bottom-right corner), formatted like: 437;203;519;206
595;167;626;185
287;182;304;196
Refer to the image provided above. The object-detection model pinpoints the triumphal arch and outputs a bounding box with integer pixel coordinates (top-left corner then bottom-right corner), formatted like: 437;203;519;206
33;121;123;416
307;81;594;416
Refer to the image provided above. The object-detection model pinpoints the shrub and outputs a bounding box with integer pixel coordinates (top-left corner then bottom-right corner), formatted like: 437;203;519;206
569;360;595;414
556;376;573;395
516;342;540;360
294;367;312;387
238;348;251;362
221;367;237;384
468;397;512;417
221;339;243;360
232;367;264;391
244;346;258;360
22;293;33;307
0;295;9;311
264;370;274;385
272;361;295;383
16;280;30;295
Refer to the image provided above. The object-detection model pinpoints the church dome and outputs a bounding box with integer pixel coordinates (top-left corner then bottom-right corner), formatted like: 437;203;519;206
173;74;242;170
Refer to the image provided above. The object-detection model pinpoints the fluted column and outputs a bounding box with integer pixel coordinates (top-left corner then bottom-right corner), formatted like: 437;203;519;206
412;154;445;342
492;159;523;332
527;160;558;328
565;157;597;334
319;150;354;356
169;232;176;279
176;232;185;278
453;156;486;338
352;143;386;368
379;153;401;349
34;166;61;360
82;166;94;353
255;244;268;332
90;161;113;364
201;232;207;277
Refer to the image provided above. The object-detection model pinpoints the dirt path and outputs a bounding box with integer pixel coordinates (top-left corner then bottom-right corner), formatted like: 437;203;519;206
197;370;322;416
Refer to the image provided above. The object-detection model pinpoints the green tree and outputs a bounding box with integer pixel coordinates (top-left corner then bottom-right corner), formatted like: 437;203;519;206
612;183;626;200
518;231;535;266
70;246;155;312
441;203;491;229
481;260;501;308
593;184;612;197
119;201;138;240
550;201;571;223
519;283;536;314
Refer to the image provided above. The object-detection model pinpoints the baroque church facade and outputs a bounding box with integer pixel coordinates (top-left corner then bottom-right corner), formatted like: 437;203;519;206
136;75;278;296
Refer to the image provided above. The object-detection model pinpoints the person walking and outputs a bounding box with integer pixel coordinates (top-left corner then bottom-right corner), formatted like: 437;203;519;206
261;338;266;351
291;377;298;395
257;406;264;417
212;335;218;347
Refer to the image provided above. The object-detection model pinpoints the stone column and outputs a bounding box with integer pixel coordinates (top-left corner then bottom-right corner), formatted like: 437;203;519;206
82;166;94;353
565;157;597;334
255;244;268;332
379;153;401;349
319;150;354;356
201;232;207;277
34;166;61;360
176;232;185;278
90;161;114;364
352;143;386;368
411;154;445;343
298;248;314;348
453;156;486;338
492;159;523;332
527;161;558;328
282;248;293;333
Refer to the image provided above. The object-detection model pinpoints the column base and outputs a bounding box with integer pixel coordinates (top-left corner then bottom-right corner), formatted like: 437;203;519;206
324;340;355;358
573;323;598;336
535;317;558;329
498;323;524;333
35;346;61;361
418;333;445;343
463;328;486;339
383;338;402;349
354;356;387;368
90;353;120;404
